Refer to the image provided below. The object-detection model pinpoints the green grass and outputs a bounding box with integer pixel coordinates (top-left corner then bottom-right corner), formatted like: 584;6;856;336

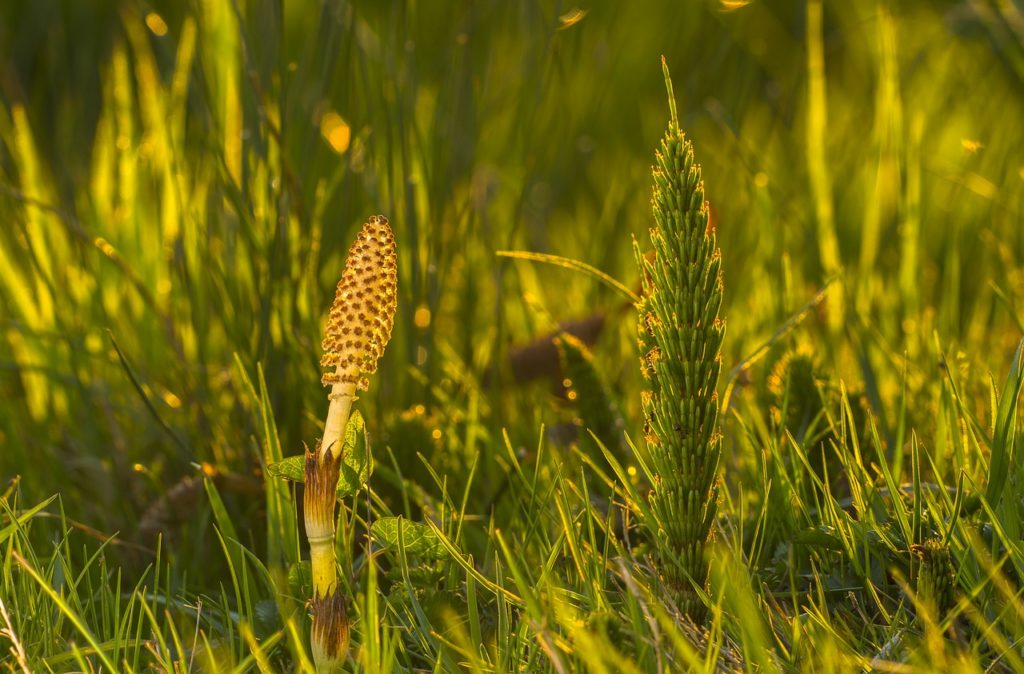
2;0;1024;671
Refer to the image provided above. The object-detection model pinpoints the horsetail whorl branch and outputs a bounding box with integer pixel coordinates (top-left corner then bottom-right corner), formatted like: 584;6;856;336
635;59;725;621
305;214;397;672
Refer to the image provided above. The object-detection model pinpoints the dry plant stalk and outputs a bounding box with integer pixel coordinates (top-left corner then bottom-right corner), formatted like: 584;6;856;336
305;215;397;672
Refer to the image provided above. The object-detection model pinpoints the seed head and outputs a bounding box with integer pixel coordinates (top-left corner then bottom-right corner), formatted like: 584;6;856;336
321;215;398;391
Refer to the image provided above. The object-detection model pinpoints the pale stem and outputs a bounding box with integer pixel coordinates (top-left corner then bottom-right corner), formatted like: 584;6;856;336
321;373;357;461
309;534;337;597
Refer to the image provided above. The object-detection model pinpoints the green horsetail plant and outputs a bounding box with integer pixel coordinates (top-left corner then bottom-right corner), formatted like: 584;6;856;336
306;215;397;672
634;58;725;621
912;539;956;619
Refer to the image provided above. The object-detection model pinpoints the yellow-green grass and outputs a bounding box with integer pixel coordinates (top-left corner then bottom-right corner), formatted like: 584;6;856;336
2;1;1024;671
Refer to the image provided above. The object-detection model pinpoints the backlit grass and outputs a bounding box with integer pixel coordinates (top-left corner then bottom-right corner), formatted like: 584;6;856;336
2;1;1024;672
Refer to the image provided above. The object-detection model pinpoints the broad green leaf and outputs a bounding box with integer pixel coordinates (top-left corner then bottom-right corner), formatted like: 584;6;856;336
267;410;371;498
371;517;446;560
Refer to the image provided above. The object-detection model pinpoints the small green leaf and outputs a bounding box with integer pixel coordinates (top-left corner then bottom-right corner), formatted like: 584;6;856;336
371;517;447;560
266;410;372;498
337;410;371;497
267;455;305;482
288;560;312;599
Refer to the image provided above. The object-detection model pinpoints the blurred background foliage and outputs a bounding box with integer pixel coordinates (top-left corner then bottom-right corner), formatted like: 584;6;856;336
1;0;1023;590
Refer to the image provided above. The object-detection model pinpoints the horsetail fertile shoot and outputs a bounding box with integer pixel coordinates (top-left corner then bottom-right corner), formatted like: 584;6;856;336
305;215;397;671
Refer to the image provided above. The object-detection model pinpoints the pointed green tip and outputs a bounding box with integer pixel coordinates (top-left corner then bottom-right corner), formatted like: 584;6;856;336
661;56;679;130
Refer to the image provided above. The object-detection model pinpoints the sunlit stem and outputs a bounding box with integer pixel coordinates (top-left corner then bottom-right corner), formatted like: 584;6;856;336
321;374;357;462
308;534;337;598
